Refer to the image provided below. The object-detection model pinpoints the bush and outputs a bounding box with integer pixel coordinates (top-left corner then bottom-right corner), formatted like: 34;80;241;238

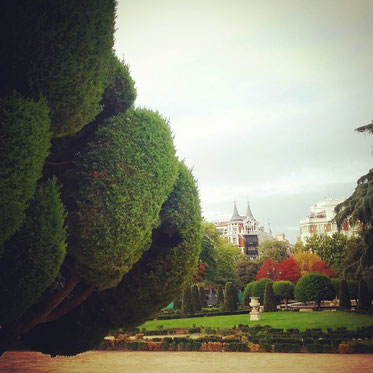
339;280;351;310
217;284;224;306
182;286;195;315
191;284;202;311
199;285;207;308
263;282;277;312
273;281;294;308
224;282;238;312
294;273;335;309
358;279;372;311
243;281;257;305
252;278;273;304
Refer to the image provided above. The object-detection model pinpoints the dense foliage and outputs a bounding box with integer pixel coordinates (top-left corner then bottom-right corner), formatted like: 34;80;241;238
192;285;202;311
243;281;258;305
272;281;294;307
358;279;372;311
0;3;202;356
199;286;207;308
294;273;335;309
182;286;194;315
257;239;289;263
339;280;351;310
223;282;237;312
263;282;277;312
0;179;66;324
217;284;224;306
252;278;273;304
0;0;115;136
0;94;51;253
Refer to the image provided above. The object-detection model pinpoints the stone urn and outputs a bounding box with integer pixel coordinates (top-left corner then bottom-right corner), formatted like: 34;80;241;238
249;296;260;321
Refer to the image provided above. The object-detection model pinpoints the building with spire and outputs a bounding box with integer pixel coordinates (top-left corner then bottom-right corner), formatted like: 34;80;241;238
216;201;273;258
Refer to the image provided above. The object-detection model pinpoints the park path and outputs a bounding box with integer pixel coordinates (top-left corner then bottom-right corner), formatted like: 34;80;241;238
1;351;373;373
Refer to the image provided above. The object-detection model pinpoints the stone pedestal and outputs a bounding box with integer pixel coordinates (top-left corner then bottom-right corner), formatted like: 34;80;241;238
249;297;261;321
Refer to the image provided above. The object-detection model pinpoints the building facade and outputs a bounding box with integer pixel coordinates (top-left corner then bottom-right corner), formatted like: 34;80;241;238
216;202;272;258
299;197;358;243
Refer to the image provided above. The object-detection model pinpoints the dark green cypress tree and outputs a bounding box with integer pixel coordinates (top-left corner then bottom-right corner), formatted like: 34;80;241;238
339;280;351;310
191;284;201;312
198;285;207;308
263;282;277;312
358;279;372;311
224;282;237;312
173;296;182;310
181;286;194;315
217;284;224;306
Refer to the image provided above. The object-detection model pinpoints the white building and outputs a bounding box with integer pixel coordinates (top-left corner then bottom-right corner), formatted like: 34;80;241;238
216;201;272;258
299;197;358;243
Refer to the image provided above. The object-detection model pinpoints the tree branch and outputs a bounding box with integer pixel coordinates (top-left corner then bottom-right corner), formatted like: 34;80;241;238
43;284;95;324
6;271;81;338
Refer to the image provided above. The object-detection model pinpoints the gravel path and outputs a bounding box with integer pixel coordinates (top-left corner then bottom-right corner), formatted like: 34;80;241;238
1;351;373;373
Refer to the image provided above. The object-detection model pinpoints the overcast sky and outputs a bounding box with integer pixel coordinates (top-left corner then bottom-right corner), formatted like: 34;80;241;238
115;0;372;243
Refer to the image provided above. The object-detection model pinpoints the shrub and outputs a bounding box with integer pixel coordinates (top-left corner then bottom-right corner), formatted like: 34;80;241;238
199;285;207;308
224;282;238;312
191;284;202;311
330;278;340;297
358;279;372;311
243;281;258;305
294;273;335;309
263;282;277;312
182;286;195;315
347;280;358;300
252;278;273;304
339;280;351;310
273;281;295;308
217;284;224;306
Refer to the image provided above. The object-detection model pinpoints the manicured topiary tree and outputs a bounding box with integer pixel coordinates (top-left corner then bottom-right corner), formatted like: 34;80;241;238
358;279;372;311
243;281;258;305
181;286;194;315
330;278;340;298
217;284;224;306
199;286;207;308
173;296;182;310
252;278;273;304
263;282;277;312
273;281;295;309
347;280;358;300
339;280;351;310
191;284;201;312
294;273;335;310
224;282;237;312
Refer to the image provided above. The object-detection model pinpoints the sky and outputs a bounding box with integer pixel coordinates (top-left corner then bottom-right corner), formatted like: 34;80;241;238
114;0;373;243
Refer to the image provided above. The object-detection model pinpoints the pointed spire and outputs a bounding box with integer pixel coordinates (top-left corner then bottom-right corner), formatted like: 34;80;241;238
245;201;255;220
231;201;241;221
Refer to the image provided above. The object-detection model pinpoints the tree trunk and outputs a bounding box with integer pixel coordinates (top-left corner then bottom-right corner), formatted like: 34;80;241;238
0;271;81;352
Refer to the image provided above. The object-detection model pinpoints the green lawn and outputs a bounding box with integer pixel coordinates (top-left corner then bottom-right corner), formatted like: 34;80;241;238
141;311;373;331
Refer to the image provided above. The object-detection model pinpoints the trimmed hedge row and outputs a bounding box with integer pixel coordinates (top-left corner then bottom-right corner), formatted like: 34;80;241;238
156;309;249;320
101;325;373;353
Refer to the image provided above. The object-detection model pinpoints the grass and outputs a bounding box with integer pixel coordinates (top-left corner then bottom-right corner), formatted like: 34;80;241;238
141;311;373;331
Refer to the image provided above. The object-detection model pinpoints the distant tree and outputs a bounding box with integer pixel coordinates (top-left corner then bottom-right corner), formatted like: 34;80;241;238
292;251;323;276
358;279;372;311
198;286;207;308
235;256;260;290
252;278;273;304
213;240;240;285
294;273;335;310
310;260;336;278
257;239;289;263
263;282;277;312
173;296;182;310
198;223;218;283
256;258;278;281
347;280;359;300
273;281;295;309
277;257;301;283
291;241;305;253
192;261;208;283
217;284;224;306
191;285;201;312
224;282;237;312
243;281;258;305
339;280;351;310
181;286;194;315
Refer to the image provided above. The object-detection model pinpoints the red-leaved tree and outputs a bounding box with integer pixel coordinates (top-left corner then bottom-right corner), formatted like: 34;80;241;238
277;257;301;284
310;260;336;278
256;258;278;281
